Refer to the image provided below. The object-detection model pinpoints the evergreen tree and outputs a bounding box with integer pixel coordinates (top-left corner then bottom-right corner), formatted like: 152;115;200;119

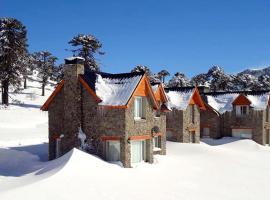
0;18;28;105
32;51;57;96
191;73;208;86
131;65;160;84
167;72;190;87
21;53;35;89
68;34;104;71
157;70;170;83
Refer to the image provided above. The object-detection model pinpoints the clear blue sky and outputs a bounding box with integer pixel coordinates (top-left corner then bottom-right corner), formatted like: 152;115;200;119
1;0;270;78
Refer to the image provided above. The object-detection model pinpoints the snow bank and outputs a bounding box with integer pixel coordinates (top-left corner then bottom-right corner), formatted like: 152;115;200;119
1;140;270;200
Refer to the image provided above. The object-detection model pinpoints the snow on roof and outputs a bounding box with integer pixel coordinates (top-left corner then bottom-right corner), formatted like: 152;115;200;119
95;74;142;106
206;93;270;113
166;89;194;110
206;93;239;114
65;56;85;61
247;93;269;110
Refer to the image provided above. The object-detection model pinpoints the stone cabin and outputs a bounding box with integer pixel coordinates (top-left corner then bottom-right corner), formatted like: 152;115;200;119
41;57;168;167
201;91;270;145
165;87;206;143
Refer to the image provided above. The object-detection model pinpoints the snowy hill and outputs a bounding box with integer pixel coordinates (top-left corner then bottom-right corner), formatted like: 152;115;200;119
0;71;55;146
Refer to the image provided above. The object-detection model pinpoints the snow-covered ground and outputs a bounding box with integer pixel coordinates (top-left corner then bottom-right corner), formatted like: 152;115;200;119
1;76;270;200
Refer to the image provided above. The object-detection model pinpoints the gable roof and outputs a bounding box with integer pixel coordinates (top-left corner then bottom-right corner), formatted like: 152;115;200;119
40;80;64;111
151;83;168;103
204;91;270;114
41;69;158;110
232;94;252;105
165;87;205;110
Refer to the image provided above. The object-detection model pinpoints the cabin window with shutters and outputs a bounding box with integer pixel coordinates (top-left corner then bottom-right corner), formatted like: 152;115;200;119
134;96;146;120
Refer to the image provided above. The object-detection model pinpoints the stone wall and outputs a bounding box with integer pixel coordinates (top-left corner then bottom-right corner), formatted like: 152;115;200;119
153;113;166;155
182;105;200;143
166;105;200;143
220;106;264;144
200;109;221;139
166;109;183;142
48;88;64;160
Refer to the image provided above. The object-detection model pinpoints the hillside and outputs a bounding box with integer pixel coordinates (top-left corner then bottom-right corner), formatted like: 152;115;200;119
238;66;270;77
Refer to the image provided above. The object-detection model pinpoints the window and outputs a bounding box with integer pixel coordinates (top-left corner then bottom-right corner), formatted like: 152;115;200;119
236;105;249;116
106;141;120;162
153;136;161;149
191;105;195;123
134;96;146;119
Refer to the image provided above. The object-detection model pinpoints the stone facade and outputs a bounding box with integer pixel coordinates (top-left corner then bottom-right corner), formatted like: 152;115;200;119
45;60;166;167
202;97;270;145
200;108;220;139
220;106;266;145
166;104;200;143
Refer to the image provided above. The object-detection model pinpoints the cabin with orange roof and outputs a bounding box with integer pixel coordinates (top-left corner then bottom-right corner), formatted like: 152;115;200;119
203;91;270;145
165;87;206;143
41;57;168;167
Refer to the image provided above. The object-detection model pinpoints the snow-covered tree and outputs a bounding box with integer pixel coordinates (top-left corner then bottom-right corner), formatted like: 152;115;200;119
0;17;28;105
209;66;230;91
131;65;151;74
167;72;190;87
191;73;208;86
68;34;104;72
131;65;160;84
21;53;35;89
32;51;57;96
158;70;170;83
258;75;270;90
232;73;259;91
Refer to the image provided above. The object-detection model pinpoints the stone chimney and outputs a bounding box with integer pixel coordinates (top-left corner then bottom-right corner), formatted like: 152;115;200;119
62;57;85;154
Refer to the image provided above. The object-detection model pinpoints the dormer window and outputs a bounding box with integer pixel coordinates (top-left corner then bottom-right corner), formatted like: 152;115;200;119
134;96;146;119
236;105;249;116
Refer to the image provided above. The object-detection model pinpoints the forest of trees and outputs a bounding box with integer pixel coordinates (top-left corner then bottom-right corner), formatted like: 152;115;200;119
1;17;270;106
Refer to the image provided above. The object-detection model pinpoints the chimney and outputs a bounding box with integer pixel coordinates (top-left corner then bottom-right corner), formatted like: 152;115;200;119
62;57;85;153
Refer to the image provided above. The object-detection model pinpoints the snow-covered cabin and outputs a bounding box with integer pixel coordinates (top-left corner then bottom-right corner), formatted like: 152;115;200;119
41;57;168;167
202;91;270;145
165;87;206;143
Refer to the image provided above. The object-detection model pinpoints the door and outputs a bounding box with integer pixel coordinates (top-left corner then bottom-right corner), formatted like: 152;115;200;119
190;131;196;143
202;128;210;138
232;129;252;139
106;141;120;162
131;140;145;163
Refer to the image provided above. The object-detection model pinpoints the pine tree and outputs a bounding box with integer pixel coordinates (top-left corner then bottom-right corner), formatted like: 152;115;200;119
32;51;57;96
131;65;160;84
0;18;28;105
68;34;104;71
21;53;35;89
167;72;190;87
157;70;170;83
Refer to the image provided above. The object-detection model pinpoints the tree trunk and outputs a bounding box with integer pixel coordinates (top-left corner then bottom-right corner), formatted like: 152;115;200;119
42;83;45;96
1;80;9;105
24;77;27;89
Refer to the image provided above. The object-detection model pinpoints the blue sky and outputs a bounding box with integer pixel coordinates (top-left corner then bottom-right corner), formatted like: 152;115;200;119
2;0;270;78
